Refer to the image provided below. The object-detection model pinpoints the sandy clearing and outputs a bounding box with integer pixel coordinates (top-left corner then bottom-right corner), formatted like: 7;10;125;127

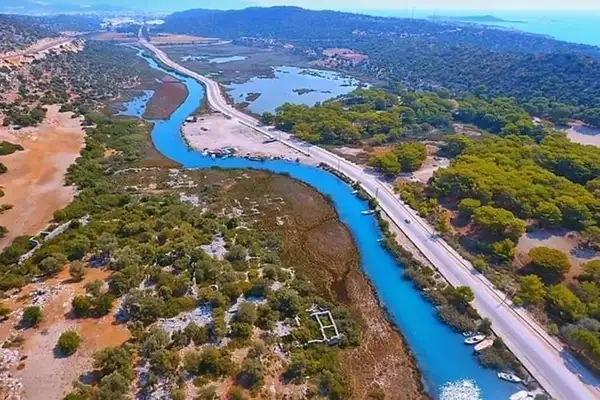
564;122;600;147
516;228;600;280
0;105;85;251
2;268;129;400
183;113;316;165
411;155;450;183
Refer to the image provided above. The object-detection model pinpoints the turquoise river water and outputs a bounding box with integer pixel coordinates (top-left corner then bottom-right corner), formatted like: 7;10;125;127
134;51;519;399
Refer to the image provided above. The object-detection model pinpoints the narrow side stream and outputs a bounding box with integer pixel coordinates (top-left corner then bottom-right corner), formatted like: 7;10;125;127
137;50;519;399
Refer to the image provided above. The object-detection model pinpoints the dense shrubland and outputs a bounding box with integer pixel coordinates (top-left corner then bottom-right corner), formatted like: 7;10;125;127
404;132;600;373
163;6;600;126
0;113;361;399
0;41;150;126
0;14;54;53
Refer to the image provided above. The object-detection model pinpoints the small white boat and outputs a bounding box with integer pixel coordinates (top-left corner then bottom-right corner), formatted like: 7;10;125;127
509;391;530;400
462;331;475;337
498;372;523;383
464;334;486;345
352;190;359;195
474;338;494;352
361;210;376;215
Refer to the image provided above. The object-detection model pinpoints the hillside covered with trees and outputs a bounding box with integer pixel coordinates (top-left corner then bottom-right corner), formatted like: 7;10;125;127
161;6;600;126
0;14;54;53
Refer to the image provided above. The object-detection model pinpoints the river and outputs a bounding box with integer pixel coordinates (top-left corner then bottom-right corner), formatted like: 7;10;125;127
137;50;519;399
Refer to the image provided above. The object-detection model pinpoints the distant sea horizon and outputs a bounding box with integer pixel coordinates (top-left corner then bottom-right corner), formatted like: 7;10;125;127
360;9;600;48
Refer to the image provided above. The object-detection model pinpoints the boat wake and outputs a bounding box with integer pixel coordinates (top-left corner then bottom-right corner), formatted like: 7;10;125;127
440;379;482;400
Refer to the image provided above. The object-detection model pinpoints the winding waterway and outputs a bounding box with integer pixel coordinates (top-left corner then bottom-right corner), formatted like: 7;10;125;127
138;50;519;399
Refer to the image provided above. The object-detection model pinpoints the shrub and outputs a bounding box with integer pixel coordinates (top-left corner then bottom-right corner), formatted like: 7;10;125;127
39;253;68;276
547;284;586;322
21;306;42;327
57;330;81;356
516;275;546;305
473;258;487;273
69;260;87;282
528;247;571;280
72;295;93;317
0;303;11;319
436;305;476;332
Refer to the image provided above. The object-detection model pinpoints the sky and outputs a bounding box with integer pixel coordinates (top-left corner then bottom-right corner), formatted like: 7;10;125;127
250;0;600;11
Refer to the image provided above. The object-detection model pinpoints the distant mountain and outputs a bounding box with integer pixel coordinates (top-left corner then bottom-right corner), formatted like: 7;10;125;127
160;6;432;40
0;0;129;15
428;15;526;24
0;0;252;15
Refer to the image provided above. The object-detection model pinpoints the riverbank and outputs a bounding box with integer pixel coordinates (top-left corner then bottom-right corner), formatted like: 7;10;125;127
0;105;85;251
182;113;316;165
137;42;529;398
564;121;600;147
143;76;189;120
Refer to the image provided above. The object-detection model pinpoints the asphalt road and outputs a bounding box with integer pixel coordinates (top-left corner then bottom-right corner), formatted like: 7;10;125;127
140;38;600;400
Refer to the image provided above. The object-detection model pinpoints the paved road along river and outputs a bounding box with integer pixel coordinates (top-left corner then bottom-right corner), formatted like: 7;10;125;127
138;39;600;399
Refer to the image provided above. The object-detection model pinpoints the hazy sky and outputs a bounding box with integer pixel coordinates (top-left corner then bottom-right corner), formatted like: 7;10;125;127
251;0;600;11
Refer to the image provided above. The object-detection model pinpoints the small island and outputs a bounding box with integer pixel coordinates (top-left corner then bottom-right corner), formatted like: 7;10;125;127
244;92;261;102
293;88;317;95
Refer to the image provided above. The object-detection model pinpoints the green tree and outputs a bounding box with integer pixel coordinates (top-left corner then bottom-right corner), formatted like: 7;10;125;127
394;142;428;172
68;235;91;260
226;245;248;263
57;330;81;356
535;202;563;228
547;284;586;322
442;135;472;157
98;371;130;400
515;275;546;305
583;260;600;284
69;261;87;282
490;238;516;262
231;322;253;339
21;306;42;327
236;302;257;325
112;246;141;271
458;198;481;218
368;151;401;176
149;349;181;377
238;357;264;389
528;247;571;280
444;286;474;307
0;303;11;320
261;112;275;125
472;206;526;240
72;295;93;318
85;279;105;297
39;253;68;276
95;294;115;316
582;226;600;248
93;346;134;380
97;232;118;259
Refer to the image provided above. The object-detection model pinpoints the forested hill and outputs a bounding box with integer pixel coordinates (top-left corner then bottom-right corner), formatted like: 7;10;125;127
161;6;600;57
0;14;55;53
160;7;600;121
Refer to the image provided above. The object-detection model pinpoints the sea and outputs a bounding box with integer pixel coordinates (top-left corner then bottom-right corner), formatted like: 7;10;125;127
363;10;600;48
